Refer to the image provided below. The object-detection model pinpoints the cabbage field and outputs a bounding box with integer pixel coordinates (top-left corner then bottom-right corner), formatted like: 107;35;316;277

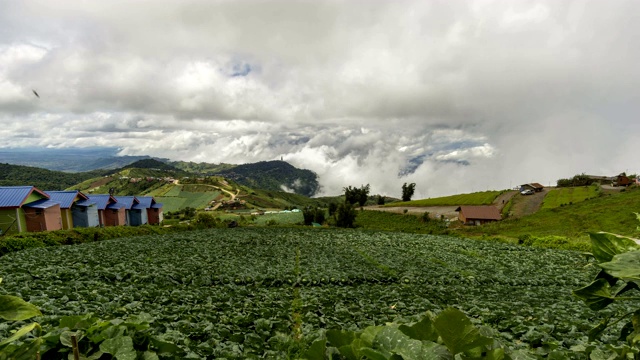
0;228;630;358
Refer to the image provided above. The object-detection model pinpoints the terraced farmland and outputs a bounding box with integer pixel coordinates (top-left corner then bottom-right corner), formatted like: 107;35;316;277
0;228;630;358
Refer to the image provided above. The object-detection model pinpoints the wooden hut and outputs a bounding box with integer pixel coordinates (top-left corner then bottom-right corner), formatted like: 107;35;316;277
46;191;99;229
0;186;61;234
455;206;501;226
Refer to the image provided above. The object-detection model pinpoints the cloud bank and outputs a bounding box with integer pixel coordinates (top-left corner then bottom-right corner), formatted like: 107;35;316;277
1;0;639;197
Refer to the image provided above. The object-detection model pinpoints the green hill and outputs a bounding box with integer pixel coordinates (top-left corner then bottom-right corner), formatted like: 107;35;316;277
386;190;504;207
457;186;640;248
0;163;107;190
173;160;320;197
122;159;181;172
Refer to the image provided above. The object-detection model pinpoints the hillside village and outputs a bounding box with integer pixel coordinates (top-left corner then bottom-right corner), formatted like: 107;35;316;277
2;158;640;359
0;157;636;236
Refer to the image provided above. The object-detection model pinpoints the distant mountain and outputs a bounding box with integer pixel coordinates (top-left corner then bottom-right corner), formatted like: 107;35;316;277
210;160;320;197
0;148;320;197
0;163;107;190
122;159;181;172
0;147;157;172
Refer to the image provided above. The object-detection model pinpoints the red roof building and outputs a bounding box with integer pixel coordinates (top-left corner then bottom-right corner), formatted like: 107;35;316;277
455;206;501;226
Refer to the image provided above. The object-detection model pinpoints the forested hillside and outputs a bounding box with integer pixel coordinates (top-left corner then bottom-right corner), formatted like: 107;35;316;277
0;163;107;190
212;160;320;196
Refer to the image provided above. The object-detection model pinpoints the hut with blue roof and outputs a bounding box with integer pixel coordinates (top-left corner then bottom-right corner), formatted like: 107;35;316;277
114;196;140;226
45;190;99;229
0;186;63;234
134;196;163;225
87;194;125;227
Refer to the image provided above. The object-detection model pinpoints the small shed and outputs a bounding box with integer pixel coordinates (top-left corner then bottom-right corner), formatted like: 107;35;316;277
616;174;631;187
135;196;163;225
0;186;56;234
46;191;99;229
104;202;127;227
114;196;140;226
455;206;501;226
23;199;63;232
87;194;121;227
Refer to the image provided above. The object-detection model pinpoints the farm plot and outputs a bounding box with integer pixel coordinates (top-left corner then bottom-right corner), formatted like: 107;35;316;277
541;185;600;209
0;228;629;358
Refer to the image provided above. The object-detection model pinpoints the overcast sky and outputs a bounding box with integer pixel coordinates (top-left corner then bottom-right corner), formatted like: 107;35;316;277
1;0;638;197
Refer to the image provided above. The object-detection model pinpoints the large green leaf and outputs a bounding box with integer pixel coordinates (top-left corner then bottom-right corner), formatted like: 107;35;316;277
99;336;136;360
1;337;41;360
600;251;640;280
326;329;356;349
589;232;640;263
142;351;160;360
303;338;326;360
588;317;610;342
359;347;390;360
433;308;492;355
150;337;180;354
399;314;438;341
360;326;384;347
0;295;42;321
573;279;615;311
0;323;39;347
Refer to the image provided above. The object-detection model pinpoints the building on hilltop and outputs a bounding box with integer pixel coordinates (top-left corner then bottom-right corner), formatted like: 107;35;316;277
519;183;544;192
455;205;501;226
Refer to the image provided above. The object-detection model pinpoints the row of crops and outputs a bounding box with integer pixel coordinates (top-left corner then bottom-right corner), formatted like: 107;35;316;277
0;228;631;358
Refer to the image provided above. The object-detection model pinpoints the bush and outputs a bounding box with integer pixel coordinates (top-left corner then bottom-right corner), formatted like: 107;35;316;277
194;212;219;228
314;208;326;224
0;237;45;256
335;203;357;228
302;207;315;226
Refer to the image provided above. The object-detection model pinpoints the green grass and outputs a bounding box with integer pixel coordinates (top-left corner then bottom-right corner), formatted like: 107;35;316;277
541;185;600;209
163;185;183;197
252;212;304;225
155;186;221;212
355;210;450;234
456;186;640;250
386;190;504;207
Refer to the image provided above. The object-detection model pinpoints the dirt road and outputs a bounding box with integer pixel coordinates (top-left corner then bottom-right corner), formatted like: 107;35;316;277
508;188;550;218
363;190;519;220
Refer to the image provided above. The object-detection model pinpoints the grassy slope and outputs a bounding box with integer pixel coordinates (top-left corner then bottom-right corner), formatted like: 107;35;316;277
385;190;504;207
457;186;640;246
541;185;600;210
355;210;450;234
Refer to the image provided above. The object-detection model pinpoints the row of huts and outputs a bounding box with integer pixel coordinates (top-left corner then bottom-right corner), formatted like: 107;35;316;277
0;186;163;235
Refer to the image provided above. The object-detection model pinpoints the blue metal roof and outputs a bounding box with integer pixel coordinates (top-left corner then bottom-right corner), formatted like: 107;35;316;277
23;199;60;209
151;203;163;209
0;186;49;208
132;203;146;210
107;202;126;209
87;195;117;210
114;196;137;210
45;191;79;209
75;199;96;207
135;196;155;208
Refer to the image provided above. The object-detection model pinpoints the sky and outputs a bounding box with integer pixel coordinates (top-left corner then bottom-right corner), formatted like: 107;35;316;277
1;0;639;197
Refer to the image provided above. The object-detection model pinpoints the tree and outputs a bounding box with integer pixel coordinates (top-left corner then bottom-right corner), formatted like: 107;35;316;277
344;184;370;206
302;207;315;225
377;195;385;205
335;202;357;228
314;208;326;224
402;183;416;202
328;202;338;216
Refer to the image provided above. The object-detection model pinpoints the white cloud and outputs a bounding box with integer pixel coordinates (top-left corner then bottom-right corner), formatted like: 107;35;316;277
0;0;639;197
